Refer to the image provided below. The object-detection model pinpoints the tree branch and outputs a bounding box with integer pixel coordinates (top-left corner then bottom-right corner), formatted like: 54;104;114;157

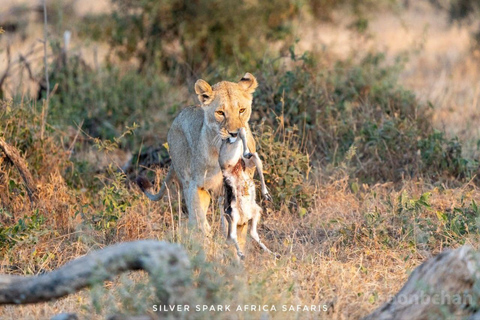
364;246;480;320
0;240;190;305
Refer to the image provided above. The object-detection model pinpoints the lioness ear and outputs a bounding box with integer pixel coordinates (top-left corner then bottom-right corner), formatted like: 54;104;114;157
238;72;258;94
195;79;214;104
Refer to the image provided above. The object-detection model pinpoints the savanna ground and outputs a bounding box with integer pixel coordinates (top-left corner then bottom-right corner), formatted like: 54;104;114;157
1;0;480;319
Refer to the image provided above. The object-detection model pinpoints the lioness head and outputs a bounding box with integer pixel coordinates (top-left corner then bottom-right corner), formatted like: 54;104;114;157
195;73;258;141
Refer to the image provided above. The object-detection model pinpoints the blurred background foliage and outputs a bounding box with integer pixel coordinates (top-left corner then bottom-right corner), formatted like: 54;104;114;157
81;0;301;76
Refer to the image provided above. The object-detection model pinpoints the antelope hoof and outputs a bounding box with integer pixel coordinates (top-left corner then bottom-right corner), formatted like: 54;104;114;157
263;192;273;202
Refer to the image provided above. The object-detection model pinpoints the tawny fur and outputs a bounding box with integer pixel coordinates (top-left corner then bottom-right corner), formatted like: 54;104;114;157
137;73;258;234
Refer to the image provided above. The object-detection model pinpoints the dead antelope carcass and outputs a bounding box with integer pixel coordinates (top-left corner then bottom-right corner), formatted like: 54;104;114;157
219;127;273;260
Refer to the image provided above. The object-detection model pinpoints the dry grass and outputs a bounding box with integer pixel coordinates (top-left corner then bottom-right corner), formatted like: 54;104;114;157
2;160;479;319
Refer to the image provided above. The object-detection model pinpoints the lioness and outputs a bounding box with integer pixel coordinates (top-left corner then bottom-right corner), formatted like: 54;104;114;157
137;73;258;234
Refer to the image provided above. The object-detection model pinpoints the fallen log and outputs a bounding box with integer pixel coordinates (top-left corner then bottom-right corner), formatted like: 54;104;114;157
364;246;480;319
0;137;37;202
0;240;190;305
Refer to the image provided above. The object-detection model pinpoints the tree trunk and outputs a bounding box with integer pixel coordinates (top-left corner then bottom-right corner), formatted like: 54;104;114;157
364;246;480;320
0;240;190;305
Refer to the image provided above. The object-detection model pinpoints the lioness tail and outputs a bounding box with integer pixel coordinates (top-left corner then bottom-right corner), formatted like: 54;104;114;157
136;167;175;201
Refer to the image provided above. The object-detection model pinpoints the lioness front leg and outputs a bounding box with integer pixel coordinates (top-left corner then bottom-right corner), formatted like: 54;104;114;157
185;185;212;234
236;223;248;260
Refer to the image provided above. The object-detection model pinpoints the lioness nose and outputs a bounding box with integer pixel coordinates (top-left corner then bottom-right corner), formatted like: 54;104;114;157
229;131;238;138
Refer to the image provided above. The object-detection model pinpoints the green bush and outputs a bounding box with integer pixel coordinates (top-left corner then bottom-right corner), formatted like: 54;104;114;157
255;124;314;215
418;130;477;179
89;165;139;243
437;200;480;241
0;210;47;254
341;190;480;251
254;52;477;182
81;0;301;75
45;51;173;147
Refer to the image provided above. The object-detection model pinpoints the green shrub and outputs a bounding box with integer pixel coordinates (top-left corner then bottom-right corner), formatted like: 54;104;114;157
78;0;401;76
45;50;173;147
255;124;314;215
0;210;47;254
93;166;133;240
418;130;477;179
341;190;480;251
81;0;301;75
0;99;68;179
254;51;477;182
437;200;480;241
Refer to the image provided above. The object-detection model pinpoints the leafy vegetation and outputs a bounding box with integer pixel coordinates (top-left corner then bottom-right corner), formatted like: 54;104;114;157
342;190;480;252
81;0;300;75
255;51;477;182
0;210;47;253
255;123;314;214
2;0;480;319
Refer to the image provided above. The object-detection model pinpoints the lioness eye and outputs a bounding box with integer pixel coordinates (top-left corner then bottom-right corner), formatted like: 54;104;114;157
239;108;246;113
216;111;225;116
